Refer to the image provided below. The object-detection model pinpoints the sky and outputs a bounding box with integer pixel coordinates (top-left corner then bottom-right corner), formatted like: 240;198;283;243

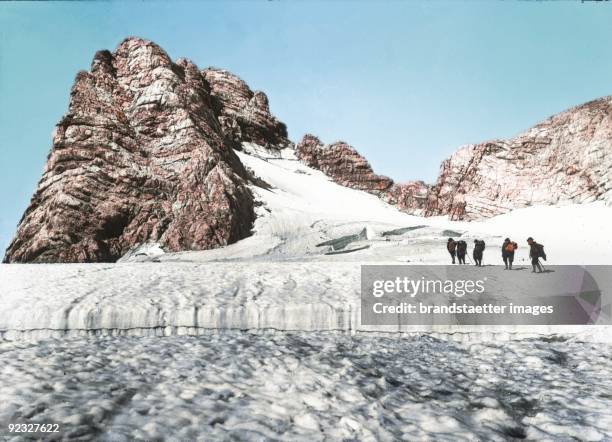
1;1;612;254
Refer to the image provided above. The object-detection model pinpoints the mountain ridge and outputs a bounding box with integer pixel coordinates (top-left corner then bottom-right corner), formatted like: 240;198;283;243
4;37;612;263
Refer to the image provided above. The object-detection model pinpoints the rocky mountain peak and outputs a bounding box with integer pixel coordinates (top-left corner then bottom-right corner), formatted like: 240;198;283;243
4;37;266;263
4;37;612;263
202;67;290;150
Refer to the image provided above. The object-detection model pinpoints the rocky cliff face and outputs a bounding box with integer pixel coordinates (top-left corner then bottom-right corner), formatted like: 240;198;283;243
384;181;430;215
299;99;612;220
295;134;394;195
295;135;430;213
424;97;612;219
4;37;290;263
203;68;290;150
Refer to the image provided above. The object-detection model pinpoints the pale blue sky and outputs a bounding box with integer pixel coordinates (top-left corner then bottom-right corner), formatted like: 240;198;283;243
1;1;612;254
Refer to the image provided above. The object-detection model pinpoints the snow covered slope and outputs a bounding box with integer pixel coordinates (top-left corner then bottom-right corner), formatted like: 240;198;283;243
159;143;612;265
1;143;612;341
2;260;611;342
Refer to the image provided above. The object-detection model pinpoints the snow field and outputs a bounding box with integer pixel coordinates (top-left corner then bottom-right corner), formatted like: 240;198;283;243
1;262;610;342
0;332;610;441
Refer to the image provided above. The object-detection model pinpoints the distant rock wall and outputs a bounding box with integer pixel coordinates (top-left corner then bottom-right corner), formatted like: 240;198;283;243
295;135;430;214
295;134;394;195
423;98;612;219
299;98;612;220
4;38;267;263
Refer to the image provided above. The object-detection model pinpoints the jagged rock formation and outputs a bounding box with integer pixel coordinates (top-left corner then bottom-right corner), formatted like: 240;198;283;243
4;37;280;263
295;135;430;213
299;98;612;220
295;134;394;195
424;97;612;219
5;37;612;263
384;181;430;215
203;68;290;150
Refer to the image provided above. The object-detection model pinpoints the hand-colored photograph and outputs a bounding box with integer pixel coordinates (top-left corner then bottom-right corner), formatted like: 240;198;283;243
1;1;611;440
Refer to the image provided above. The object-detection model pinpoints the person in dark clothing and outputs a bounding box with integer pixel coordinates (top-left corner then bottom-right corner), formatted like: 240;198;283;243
502;238;518;270
447;238;457;264
473;239;485;266
527;237;545;273
456;240;467;264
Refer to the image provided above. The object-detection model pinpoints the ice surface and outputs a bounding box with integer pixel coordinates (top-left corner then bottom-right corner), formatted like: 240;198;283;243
117;242;165;263
2;143;612;440
1;143;612;341
1;262;611;343
0;332;610;441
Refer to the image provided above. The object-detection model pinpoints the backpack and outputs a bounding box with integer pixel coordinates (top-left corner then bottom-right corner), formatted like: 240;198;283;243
537;243;547;261
447;241;456;252
505;242;516;253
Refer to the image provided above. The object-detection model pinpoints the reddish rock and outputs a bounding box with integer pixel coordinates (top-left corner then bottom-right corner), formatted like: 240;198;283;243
384;181;430;215
4;38;256;263
296;135;394;195
203;68;290;150
295;135;431;213
299;97;612;220
424;97;612;220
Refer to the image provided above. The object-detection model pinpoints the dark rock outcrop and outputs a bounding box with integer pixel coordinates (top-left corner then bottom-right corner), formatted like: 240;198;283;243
4;38;259;263
295;134;430;213
203;68;291;150
295;135;394;195
384;181;430;215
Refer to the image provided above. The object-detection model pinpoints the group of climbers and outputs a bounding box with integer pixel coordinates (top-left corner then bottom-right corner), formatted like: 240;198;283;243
446;238;486;267
447;237;546;273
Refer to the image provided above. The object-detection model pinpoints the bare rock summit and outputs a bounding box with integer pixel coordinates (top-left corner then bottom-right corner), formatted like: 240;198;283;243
203;68;290;150
4;37;272;263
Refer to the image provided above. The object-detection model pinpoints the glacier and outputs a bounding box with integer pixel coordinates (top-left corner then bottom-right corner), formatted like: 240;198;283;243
1;332;611;441
1;262;611;343
2;143;612;342
2;143;612;440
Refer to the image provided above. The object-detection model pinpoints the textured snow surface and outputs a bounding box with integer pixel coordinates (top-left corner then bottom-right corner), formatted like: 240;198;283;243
1;262;610;342
2;144;612;440
1;332;611;441
2;143;612;340
155;143;612;265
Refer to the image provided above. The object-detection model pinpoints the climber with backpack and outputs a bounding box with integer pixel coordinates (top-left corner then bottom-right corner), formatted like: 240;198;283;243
501;238;518;270
447;238;457;264
527;237;546;273
473;239;485;267
456;240;467;264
